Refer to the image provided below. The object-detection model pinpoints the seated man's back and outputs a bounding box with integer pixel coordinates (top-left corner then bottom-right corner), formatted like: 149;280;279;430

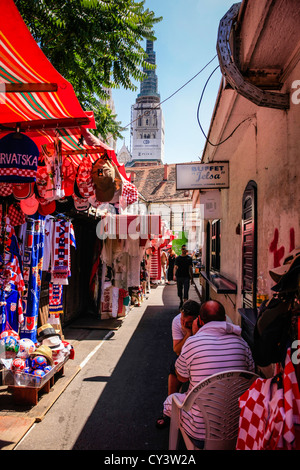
163;300;255;442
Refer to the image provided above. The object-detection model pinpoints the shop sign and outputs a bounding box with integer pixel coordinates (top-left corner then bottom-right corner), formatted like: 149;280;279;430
0;132;39;182
176;162;229;190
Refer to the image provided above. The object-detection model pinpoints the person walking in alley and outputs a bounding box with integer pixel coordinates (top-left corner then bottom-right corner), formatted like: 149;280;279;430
173;245;194;309
166;248;176;284
161;249;168;284
158;300;255;445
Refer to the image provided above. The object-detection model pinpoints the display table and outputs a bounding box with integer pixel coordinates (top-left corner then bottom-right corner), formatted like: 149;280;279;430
3;356;69;406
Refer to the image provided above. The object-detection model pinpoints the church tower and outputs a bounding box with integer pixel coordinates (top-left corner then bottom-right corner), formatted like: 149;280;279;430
130;40;165;166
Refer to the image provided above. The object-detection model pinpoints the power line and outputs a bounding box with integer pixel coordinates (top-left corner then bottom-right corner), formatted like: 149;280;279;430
196;65;254;147
120;54;218;132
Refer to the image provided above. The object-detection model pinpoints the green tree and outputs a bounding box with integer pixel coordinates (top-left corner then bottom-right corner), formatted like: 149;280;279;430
15;0;162;140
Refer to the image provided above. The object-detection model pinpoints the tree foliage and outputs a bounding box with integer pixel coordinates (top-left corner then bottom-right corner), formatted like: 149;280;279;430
15;0;162;140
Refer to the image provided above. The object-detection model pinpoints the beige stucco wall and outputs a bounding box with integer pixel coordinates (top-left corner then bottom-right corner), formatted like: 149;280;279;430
198;58;300;323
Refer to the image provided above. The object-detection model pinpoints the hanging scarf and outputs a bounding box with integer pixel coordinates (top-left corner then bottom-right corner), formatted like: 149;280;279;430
51;218;70;285
49;282;64;324
19;214;45;343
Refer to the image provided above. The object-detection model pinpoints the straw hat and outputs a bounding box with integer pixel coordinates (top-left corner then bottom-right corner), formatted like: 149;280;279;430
37;323;60;341
30;344;53;365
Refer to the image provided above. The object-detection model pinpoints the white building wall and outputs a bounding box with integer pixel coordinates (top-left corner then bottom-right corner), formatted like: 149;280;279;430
131;103;165;163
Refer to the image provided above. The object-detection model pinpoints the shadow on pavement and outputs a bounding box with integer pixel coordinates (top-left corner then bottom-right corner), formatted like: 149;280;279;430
72;291;178;450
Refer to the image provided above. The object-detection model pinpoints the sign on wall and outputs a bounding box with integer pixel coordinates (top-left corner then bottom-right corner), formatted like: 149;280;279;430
176;162;229;190
199;190;222;219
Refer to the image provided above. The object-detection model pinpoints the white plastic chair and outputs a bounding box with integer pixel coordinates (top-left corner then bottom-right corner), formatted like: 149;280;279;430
169;370;258;450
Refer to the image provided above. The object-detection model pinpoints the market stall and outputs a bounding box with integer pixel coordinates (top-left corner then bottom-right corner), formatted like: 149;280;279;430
0;0;141;403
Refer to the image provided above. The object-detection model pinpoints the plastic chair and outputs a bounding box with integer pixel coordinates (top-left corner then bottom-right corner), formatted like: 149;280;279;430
169;369;259;450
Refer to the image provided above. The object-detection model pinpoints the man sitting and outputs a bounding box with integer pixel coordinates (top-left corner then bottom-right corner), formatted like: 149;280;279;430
160;300;255;445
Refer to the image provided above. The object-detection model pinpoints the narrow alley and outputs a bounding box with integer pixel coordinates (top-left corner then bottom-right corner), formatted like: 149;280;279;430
10;283;201;450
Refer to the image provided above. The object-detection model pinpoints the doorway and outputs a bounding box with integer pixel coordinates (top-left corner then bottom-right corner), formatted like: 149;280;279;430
242;181;257;308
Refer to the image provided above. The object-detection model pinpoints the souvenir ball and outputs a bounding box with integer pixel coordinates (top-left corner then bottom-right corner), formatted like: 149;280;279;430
31;355;48;370
24;367;32;374
12;357;26;371
1;335;19;353
43;365;52;373
17;338;35;359
0;329;20;340
33;369;45;378
33;369;46;381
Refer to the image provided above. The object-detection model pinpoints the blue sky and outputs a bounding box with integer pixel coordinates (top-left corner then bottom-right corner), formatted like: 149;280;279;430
112;0;236;164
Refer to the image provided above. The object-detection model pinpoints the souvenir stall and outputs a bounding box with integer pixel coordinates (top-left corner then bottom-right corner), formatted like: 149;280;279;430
98;214;161;318
147;225;173;285
0;0;138;401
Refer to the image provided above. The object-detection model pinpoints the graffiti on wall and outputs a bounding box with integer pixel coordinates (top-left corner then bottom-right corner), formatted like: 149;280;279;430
269;227;295;268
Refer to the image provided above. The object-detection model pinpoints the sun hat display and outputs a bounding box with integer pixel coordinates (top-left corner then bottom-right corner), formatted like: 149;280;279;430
42;335;62;349
30;344;53;365
92;158;116;202
269;247;300;283
20;194;39;215
37;323;60;341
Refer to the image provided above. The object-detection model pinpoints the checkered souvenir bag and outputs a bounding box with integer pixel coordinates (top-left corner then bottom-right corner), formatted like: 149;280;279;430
8;203;26;227
278;349;300;449
76;156;95;199
0;182;13;197
121;180;138;206
236;349;300;450
35;166;49;199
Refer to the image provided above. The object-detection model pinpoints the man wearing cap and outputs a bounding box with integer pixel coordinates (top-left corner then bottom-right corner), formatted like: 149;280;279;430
159;300;255;446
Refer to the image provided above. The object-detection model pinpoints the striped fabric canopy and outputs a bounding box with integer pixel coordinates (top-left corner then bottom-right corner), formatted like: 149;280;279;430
39;126;130;181
0;0;94;131
0;0;135;199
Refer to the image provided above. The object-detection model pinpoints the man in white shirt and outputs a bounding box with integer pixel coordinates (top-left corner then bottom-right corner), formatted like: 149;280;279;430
156;299;200;429
169;300;201;392
161;300;255;444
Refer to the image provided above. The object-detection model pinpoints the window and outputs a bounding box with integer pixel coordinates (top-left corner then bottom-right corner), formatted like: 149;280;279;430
211;219;221;271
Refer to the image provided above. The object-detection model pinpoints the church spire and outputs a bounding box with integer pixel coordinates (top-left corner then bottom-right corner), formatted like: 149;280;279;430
137;40;160;102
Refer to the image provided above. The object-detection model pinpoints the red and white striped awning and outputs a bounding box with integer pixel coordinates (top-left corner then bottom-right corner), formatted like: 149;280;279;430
0;0;137;203
0;0;94;131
